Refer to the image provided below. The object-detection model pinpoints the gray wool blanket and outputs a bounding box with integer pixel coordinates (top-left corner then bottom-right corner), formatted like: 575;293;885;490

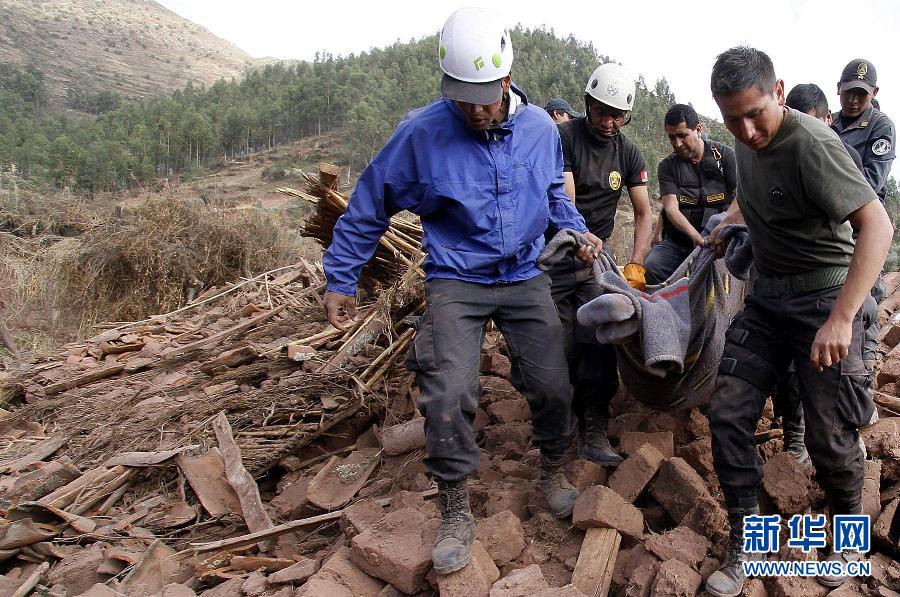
538;215;750;409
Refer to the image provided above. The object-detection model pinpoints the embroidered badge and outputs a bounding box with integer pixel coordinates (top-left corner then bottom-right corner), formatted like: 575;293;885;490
873;139;892;156
768;186;786;207
609;170;622;190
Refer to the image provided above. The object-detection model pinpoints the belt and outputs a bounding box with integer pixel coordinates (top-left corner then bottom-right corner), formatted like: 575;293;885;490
753;266;848;297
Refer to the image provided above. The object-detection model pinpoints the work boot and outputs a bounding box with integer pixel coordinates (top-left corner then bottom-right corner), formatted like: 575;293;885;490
540;453;579;518
432;478;476;575
817;549;862;587
782;411;812;469
705;505;764;597
818;503;865;587
578;412;623;466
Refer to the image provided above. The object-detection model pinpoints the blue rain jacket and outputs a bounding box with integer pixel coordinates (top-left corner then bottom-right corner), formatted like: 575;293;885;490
324;86;588;296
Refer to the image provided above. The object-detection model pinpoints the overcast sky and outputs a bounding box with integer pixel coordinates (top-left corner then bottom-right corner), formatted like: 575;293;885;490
159;0;898;125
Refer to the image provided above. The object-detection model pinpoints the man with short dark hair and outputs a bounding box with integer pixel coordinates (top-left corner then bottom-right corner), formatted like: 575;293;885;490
704;46;893;596
544;98;581;124
643;103;736;284
787;83;863;170
323;7;601;575
832;60;895;371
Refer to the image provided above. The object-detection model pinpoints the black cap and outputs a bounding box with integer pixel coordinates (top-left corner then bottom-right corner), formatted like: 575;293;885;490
544;98;582;118
840;59;877;94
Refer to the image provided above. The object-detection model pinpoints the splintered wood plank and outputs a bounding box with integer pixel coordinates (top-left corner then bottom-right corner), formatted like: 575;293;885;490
43;365;126;395
572;527;621;597
176;449;241;517
306;448;381;511
213;412;273;546
0;436;68;474
318;309;388;374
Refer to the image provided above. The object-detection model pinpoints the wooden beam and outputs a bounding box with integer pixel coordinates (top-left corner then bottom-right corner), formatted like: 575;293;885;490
571;527;621;597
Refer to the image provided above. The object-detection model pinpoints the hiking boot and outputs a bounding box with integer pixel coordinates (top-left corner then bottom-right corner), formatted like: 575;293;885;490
782;411;812;469
540;453;579;519
817;549;863;587
578;413;623;466
705;505;764;597
432;478;476;575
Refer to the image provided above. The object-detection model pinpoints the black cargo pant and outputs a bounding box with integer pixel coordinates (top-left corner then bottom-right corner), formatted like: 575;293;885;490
775;291;878;428
644;239;693;286
708;286;873;513
547;252;619;428
405;275;576;482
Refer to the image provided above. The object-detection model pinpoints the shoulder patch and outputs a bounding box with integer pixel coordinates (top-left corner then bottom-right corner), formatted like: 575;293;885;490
640;169;648;183
873;138;892;156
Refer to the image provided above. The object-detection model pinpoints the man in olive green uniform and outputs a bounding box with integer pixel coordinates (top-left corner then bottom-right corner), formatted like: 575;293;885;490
703;47;893;597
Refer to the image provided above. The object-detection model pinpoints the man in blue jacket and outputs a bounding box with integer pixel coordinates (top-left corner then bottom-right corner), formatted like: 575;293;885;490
322;7;601;576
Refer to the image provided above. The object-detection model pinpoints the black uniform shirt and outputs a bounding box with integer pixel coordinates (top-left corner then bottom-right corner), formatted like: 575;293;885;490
832;106;896;201
558;117;647;239
657;139;736;247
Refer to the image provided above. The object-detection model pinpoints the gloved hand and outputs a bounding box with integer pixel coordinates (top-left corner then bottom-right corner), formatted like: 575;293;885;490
623;262;647;291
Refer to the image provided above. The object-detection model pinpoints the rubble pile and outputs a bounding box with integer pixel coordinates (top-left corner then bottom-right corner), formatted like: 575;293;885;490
0;171;898;595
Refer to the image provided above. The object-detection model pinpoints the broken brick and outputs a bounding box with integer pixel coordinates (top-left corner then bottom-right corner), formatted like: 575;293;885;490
269;476;310;521
349;506;438;594
681;494;728;547
766;575;828;597
436;540;499;597
650;559;702;597
572;485;645;539
619;431;674;458
564;459;607;492
312;545;384;596
268;556;318;585
624;560;659;597
295;577;352;596
45;543;109;596
646;526;710;571
340;498;385;540
649;457;713;524
676;436;715;478
875;498;900;548
482;423;533;456
762;451;820;516
487;399;531;424
488;563;549;596
476;510;525;566
608;443;665;503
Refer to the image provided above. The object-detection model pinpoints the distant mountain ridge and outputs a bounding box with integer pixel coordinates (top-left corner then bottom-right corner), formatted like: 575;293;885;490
0;0;255;103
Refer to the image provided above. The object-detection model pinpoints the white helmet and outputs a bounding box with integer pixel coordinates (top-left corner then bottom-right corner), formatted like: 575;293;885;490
585;63;636;111
438;7;513;104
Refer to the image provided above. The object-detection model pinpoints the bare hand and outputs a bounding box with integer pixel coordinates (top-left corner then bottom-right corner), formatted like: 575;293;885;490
691;232;705;247
704;223;727;258
809;316;852;372
323;291;357;329
576;232;603;266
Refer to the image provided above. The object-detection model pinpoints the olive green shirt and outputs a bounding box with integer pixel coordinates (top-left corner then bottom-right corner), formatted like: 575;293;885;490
735;108;877;277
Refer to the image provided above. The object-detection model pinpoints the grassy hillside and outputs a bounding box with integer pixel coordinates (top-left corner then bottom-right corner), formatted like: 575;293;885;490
0;0;254;105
